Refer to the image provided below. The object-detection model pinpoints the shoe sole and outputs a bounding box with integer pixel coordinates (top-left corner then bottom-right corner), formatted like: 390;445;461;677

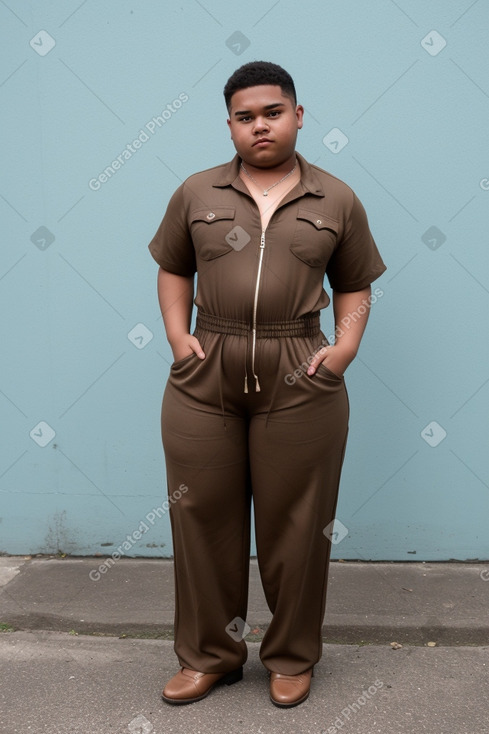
161;667;243;705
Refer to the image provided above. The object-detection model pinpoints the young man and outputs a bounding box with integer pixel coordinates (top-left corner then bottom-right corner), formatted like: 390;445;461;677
149;61;386;708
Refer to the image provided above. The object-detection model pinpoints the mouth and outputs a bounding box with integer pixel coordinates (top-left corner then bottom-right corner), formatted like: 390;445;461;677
253;138;273;147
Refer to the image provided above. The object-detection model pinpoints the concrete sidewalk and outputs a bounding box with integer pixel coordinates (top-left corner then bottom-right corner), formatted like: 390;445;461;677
1;556;488;644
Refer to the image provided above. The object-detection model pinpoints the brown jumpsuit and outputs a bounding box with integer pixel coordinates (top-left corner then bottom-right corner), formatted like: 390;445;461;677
149;152;386;676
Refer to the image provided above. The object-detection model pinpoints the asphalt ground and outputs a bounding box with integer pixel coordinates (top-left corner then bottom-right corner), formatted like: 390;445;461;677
1;633;488;734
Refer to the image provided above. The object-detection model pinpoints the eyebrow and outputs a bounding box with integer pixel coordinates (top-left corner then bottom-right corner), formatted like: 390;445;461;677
233;102;286;117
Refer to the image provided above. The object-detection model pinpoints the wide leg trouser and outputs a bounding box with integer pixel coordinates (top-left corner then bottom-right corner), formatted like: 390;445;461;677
161;326;349;676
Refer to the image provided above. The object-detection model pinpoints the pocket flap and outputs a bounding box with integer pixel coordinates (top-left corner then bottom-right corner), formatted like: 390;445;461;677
190;207;236;224
296;209;339;233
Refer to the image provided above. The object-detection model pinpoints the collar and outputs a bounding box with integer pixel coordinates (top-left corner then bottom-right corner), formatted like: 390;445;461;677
212;152;325;197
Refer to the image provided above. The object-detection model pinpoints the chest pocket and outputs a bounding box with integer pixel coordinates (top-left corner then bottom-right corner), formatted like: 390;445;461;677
189;207;237;260
290;209;339;268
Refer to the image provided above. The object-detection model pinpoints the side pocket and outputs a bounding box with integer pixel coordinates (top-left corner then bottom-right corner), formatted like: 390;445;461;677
170;352;197;370
316;362;343;381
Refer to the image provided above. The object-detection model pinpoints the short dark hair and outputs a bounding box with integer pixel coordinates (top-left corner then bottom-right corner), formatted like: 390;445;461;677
223;61;297;110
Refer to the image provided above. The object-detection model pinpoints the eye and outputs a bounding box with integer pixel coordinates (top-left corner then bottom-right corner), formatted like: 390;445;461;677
238;116;252;123
267;110;280;117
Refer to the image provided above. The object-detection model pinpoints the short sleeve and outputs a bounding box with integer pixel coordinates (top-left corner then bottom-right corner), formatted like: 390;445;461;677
148;184;196;276
325;192;386;291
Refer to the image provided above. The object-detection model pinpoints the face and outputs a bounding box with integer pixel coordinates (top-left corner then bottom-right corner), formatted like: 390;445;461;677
227;85;303;169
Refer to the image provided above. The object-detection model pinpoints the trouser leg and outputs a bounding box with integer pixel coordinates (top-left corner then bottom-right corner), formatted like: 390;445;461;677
250;369;349;675
161;371;251;674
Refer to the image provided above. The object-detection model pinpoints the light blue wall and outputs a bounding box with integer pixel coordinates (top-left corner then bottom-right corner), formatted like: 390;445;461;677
1;0;488;560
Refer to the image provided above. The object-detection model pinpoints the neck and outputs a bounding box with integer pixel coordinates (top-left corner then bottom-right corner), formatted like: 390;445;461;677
240;154;297;179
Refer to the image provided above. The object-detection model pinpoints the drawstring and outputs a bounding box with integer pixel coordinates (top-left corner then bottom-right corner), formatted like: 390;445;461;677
250;328;261;393
244;332;261;392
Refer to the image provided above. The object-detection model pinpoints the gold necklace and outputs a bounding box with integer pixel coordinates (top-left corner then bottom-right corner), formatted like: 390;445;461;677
240;161;297;196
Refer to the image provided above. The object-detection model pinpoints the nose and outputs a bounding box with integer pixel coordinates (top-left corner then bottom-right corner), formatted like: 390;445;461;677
253;116;269;134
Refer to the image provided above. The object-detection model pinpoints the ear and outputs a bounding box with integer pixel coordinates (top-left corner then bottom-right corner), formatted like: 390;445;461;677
295;104;304;130
227;118;233;137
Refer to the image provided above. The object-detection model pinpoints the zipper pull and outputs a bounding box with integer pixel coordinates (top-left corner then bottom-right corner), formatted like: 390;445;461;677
255;375;261;392
260;232;265;248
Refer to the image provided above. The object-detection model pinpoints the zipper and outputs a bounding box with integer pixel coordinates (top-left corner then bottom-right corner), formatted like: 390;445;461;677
240;175;303;393
245;230;266;393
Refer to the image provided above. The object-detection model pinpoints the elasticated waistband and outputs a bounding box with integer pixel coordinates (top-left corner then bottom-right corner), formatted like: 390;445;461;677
196;309;320;338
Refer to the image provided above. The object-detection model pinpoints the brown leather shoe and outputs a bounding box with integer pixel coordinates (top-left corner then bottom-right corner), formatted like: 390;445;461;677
161;666;243;705
269;668;313;708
